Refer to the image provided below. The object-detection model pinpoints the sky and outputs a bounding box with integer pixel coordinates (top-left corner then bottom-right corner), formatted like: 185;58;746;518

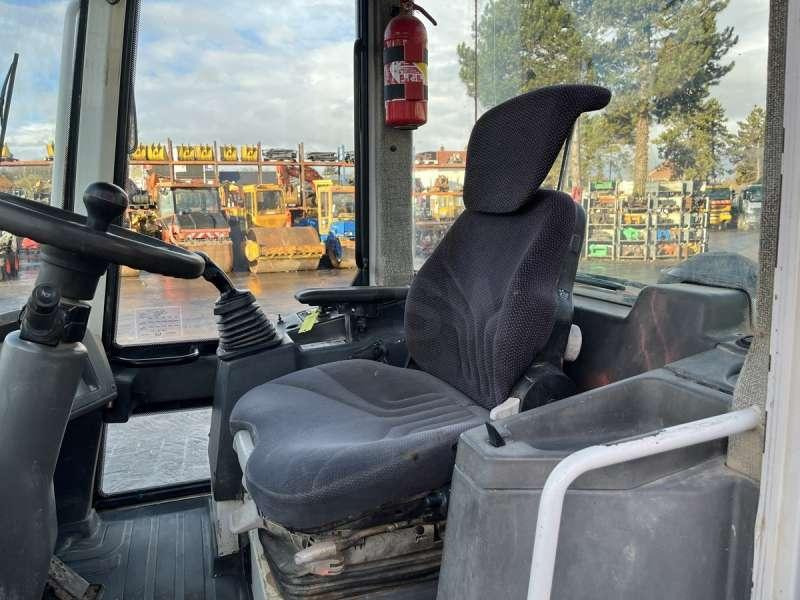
1;0;770;161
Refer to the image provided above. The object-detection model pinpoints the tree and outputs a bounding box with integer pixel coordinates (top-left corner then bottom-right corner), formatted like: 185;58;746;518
655;98;732;183
589;0;737;196
729;105;765;185
458;0;590;189
457;0;589;109
457;0;738;196
457;0;523;110
580;113;634;182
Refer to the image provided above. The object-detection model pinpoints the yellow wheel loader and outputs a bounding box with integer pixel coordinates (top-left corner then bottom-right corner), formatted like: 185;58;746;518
240;183;323;273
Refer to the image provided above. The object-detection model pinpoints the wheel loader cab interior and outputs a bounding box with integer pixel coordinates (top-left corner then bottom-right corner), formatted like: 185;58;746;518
0;0;783;598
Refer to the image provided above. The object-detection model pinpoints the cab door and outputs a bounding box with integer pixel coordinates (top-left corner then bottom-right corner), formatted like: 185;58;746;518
95;0;367;502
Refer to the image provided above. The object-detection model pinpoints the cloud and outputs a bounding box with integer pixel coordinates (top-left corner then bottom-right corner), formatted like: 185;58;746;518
0;0;68;159
1;0;769;162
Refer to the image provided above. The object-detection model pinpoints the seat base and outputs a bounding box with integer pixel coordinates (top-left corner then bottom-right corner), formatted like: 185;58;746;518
255;527;441;600
231;428;446;599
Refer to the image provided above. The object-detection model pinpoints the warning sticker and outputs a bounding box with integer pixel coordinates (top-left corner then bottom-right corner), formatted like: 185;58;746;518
385;61;426;85
134;305;183;341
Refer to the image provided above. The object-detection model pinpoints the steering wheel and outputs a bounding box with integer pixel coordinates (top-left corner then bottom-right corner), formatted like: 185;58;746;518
0;182;205;279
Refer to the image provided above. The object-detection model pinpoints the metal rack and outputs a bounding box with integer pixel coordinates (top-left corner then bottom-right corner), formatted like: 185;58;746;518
584;182;618;260
583;181;709;261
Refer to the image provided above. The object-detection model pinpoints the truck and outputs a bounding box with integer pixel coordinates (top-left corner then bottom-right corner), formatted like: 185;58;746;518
738;183;763;230
702;184;733;229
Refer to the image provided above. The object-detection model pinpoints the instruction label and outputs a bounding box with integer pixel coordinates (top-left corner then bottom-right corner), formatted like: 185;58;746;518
135;305;183;341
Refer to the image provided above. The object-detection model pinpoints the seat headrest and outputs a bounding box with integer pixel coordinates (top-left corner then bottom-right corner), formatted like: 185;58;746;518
463;84;611;214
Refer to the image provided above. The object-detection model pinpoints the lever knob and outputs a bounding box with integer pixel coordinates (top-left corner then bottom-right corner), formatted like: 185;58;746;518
84;182;128;232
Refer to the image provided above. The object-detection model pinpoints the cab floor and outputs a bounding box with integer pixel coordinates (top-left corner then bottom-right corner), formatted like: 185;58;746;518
56;495;249;600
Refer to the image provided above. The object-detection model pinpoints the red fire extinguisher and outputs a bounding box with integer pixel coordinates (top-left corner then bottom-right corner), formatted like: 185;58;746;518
384;2;436;129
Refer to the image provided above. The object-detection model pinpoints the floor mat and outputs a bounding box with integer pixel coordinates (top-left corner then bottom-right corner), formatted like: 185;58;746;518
57;496;249;600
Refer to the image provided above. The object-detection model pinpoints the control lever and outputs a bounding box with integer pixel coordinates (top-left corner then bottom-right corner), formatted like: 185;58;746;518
197;252;281;359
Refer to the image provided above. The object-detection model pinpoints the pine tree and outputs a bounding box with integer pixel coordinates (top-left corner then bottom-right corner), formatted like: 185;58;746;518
457;0;590;109
589;0;737;196
730;105;765;185
457;0;738;196
656;98;732;183
458;0;590;190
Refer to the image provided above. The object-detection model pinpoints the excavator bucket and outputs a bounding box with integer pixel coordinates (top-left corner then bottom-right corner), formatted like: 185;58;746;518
245;226;324;273
221;145;238;161
194;145;214;161
130;144;147;161
147;144;168;161
241;145;259;161
176;145;195;161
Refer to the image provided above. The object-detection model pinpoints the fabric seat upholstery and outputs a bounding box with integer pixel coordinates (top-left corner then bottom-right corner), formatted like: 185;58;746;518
229;360;486;530
230;84;612;532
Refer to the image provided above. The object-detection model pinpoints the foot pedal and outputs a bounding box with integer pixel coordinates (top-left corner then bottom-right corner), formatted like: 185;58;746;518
44;556;103;600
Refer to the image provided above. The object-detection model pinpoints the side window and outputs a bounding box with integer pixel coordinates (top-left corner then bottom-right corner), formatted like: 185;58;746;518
115;1;358;345
415;0;767;291
0;6;67;318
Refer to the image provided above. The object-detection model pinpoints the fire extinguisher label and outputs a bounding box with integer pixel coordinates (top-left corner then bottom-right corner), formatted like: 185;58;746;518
385;61;425;85
384;43;428;102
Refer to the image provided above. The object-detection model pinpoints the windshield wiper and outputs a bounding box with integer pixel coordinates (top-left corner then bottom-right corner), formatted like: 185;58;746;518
574;273;627;291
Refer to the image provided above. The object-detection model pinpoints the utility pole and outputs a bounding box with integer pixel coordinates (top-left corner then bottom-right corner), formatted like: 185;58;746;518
473;0;478;123
0;53;19;161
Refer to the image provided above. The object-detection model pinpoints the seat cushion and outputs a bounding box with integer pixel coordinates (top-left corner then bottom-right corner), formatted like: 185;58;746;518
229;359;487;531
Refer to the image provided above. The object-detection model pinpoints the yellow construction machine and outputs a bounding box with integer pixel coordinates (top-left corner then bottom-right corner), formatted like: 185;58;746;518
313;179;356;268
241;183;323;273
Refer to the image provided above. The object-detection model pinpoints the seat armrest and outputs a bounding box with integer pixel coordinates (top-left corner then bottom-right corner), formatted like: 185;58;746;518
294;286;409;307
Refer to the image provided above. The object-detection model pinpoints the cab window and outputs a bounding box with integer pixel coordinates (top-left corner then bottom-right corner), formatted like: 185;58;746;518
415;0;767;293
114;0;358;346
257;190;282;212
0;6;67;320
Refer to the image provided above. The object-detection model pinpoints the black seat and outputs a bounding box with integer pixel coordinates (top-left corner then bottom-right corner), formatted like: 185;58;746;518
230;84;611;532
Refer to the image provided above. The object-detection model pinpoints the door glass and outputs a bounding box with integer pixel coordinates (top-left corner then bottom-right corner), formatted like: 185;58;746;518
415;0;767;295
116;1;358;345
0;3;69;317
102;408;211;494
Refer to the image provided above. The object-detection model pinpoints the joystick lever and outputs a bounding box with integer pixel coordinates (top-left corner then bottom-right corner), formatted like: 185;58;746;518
84;181;128;232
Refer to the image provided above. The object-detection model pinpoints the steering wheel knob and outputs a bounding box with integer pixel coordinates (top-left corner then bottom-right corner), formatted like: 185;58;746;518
84;181;128;232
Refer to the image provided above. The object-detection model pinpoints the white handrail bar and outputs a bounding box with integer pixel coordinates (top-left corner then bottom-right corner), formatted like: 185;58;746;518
527;405;761;600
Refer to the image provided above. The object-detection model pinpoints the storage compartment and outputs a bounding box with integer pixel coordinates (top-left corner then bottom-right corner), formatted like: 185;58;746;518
438;369;758;600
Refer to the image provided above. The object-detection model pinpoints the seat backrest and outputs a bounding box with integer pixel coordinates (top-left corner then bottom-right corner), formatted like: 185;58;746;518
405;84;611;409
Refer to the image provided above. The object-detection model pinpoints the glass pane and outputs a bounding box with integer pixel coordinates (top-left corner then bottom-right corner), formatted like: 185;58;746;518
0;3;65;316
116;1;357;345
414;0;767;292
102;408;211;494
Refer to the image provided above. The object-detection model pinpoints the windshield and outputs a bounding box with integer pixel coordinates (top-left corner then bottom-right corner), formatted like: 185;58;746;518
705;188;732;200
256;190;282;212
173;188;219;213
332;192;354;216
745;187;763;203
